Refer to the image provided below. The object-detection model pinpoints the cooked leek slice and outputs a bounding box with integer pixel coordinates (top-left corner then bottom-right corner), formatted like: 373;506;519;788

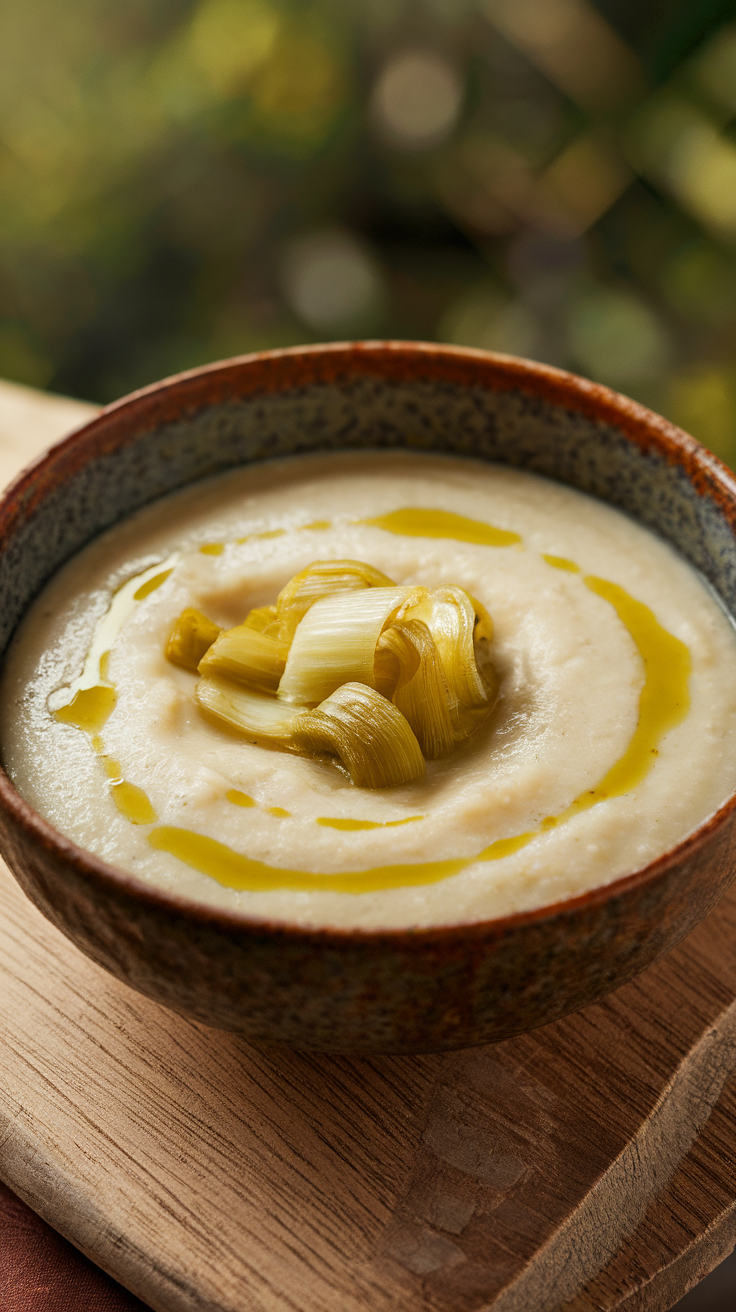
470;594;493;645
166;609;221;672
243;604;279;634
274;559;396;642
183;556;498;785
198;624;287;693
293;683;425;788
468;594;494;681
196;676;307;747
372;628;416;699
377;619;456;759
278;586;417;706
403;585;490;712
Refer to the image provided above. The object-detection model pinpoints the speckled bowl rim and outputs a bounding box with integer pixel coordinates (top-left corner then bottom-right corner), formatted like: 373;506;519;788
2;339;736;950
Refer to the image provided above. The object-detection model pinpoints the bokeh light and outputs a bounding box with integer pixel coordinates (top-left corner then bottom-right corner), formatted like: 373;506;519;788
695;22;736;115
568;286;670;387
187;0;281;95
669;367;736;464
281;230;385;333
0;0;735;468
370;51;463;150
440;287;541;359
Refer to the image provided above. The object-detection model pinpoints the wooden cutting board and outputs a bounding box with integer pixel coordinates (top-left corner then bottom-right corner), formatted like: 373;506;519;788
2;380;736;1312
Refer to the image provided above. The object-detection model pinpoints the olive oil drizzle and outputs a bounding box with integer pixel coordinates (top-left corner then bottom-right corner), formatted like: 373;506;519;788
542;554;580;573
49;513;693;895
201;525;333;553
55;685;117;734
317;815;423;831
57;554;178;707
226;789;291;818
226;789;256;808
109;776;158;825
134;568;173;600
360;507;521;547
148;826;469;894
51;556;176;823
199;508;520;555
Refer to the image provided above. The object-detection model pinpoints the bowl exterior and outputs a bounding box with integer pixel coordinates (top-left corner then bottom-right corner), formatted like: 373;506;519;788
1;342;736;1052
1;788;734;1052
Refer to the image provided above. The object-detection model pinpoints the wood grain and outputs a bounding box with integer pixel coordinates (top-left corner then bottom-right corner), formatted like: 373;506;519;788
0;377;97;488
1;378;736;1311
5;841;736;1311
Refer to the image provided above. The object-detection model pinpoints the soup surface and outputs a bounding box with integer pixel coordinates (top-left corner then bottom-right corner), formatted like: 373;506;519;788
3;450;736;930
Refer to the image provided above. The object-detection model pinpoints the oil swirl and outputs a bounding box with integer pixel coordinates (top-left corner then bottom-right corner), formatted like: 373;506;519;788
51;557;175;822
145;525;692;895
48;510;693;894
317;815;423;831
360;507;521;547
226;789;290;818
149;826;469;893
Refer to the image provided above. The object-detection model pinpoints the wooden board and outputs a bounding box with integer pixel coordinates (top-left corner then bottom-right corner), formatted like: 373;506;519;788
2;380;736;1312
5;843;736;1312
0;377;97;486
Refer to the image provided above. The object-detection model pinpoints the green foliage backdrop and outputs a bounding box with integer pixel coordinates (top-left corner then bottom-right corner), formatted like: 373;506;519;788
2;0;736;463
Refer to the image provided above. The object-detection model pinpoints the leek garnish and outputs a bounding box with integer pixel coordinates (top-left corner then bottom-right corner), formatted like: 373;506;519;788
199;624;287;693
196;677;308;747
166;557;498;787
377;619;456;759
294;683;426;788
278;586;418;706
470;594;495;684
274;558;395;643
166;609;222;672
401;586;496;738
242;604;279;633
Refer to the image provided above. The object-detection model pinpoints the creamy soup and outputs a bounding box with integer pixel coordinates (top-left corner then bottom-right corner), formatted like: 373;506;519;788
3;450;736;930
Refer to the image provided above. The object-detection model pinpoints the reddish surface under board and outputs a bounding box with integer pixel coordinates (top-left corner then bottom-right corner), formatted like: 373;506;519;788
0;1180;149;1312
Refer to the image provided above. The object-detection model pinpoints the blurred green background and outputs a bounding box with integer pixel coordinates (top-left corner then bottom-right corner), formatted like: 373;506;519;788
2;0;736;462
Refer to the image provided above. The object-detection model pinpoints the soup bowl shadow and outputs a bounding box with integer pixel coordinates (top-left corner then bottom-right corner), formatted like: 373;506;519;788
1;342;735;1054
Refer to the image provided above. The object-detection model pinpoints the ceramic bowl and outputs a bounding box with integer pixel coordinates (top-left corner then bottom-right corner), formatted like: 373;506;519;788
1;342;735;1053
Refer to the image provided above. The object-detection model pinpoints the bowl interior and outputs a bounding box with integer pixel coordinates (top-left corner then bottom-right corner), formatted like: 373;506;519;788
2;344;735;685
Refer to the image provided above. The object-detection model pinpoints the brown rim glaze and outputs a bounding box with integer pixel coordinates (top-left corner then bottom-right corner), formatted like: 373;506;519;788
1;341;736;1051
